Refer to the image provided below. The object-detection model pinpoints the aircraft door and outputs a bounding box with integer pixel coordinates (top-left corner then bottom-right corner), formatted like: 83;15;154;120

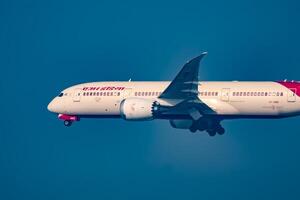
73;88;81;102
287;89;296;102
221;88;230;102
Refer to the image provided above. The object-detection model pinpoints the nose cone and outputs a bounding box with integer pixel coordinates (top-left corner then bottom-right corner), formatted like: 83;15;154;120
47;100;56;113
47;97;66;113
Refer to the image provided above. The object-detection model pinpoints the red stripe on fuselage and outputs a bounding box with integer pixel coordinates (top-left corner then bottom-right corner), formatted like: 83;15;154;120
276;81;300;97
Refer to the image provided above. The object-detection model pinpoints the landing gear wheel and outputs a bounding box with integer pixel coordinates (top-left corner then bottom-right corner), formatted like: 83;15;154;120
64;120;72;127
216;127;225;135
207;130;216;137
189;126;197;133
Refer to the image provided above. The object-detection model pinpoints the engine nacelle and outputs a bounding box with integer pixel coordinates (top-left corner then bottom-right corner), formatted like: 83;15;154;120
120;98;158;121
169;119;193;129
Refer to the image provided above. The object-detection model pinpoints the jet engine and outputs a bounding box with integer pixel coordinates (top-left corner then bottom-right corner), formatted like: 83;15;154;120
120;98;160;121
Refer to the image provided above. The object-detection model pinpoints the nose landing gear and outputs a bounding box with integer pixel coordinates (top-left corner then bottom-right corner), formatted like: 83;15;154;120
64;120;73;127
58;114;78;127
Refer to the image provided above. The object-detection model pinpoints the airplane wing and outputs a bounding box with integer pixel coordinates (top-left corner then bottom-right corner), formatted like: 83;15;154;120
158;52;215;118
159;52;207;99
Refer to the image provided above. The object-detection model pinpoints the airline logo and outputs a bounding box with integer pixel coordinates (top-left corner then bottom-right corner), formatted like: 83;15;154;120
83;86;125;91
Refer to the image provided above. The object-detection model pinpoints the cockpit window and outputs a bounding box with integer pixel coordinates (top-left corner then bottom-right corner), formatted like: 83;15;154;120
58;93;64;97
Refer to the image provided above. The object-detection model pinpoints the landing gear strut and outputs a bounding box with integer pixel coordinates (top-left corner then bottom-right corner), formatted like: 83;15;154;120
64;120;72;127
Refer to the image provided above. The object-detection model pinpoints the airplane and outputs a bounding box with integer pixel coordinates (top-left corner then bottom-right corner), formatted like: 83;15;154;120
47;52;300;136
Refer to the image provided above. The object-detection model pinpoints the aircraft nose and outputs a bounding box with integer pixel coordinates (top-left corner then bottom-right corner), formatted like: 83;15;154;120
47;97;66;113
47;100;56;113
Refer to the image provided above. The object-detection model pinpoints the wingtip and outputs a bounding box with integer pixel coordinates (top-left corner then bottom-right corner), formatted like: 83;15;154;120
197;51;208;59
187;52;208;63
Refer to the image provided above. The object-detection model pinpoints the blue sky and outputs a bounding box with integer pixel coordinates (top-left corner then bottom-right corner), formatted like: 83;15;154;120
1;0;300;199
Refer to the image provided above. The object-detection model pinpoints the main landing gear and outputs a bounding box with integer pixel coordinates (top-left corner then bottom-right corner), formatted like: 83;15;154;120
189;118;225;136
206;126;225;136
189;126;226;136
64;120;72;127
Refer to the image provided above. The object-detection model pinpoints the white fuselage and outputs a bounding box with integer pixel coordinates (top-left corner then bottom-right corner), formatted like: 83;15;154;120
47;81;300;118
